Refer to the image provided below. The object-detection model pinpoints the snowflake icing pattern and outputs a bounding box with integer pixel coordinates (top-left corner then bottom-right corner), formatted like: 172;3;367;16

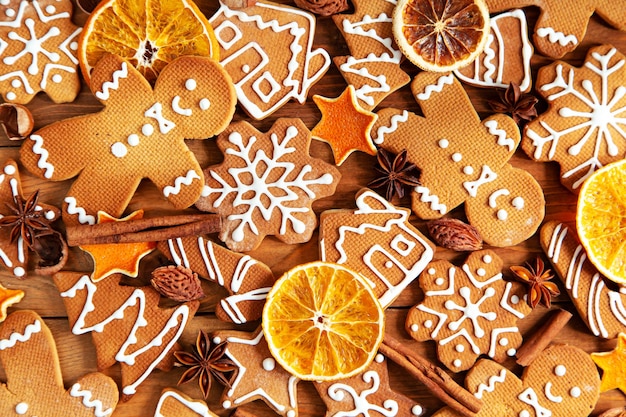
524;45;626;191
197;119;339;252
405;251;531;372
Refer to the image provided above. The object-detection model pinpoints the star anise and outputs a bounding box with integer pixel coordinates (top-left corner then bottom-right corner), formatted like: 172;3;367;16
510;257;560;308
174;330;237;399
489;82;538;124
368;148;421;201
0;190;54;250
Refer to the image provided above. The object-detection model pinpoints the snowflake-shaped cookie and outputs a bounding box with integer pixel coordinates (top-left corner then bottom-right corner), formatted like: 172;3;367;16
0;0;81;103
196;118;340;252
522;45;626;192
405;250;531;372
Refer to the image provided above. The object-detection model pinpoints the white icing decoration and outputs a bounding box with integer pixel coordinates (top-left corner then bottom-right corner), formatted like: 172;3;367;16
145;102;175;134
416;74;454;100
262;357;275;371
507;348;516;356
51;73;61;83
154;390;212;417
415;186;447;214
15;402;28;414
412;405;423;416
70;383;114;416
554;365;566;376
372;110;409;145
435;277;444;286
172;96;192;116
163;169;201;197
424;320;432;328
474;369;506;399
64;196;95;224
327;369;400;416
3;18;60;75
484;119;516;152
4;164;15;175
13;266;24;277
499;337;508;346
111;142;127;158
6;92;16;100
185;78;197;91
428;268;436;275
536;27;578;46
438;138;449;148
30;134;54;178
445;286;497;338
463;165;497;197
0;319;41;349
199;98;210;110
410;323;418;332
127;134;139;146
455;344;464;352
570;387;581;398
451;153;462;162
518;387;552;417
463;166;474;175
59;275;190;395
453;359;462;367
95;61;128;100
544;382;563;403
476;268;486;276
512;196;524;210
142;123;154;136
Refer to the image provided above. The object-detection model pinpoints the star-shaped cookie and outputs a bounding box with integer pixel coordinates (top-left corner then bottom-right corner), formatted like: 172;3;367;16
80;210;156;282
312;85;378;165
211;327;299;417
591;333;626;394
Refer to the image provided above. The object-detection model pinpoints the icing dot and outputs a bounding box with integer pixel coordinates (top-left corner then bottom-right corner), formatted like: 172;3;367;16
199;98;211;110
44;210;55;220
424;320;433;329
412;405;423;416
15;402;28;414
262;357;275;371
435;277;444;286
483;255;492;264
507;348;516;356
70;41;78;50
4;165;15;175
499;337;509;346
212;336;221;344
520;411;530;417
222;400;232;409
142;124;154;136
127;134;140;146
451;152;462;162
52;74;62;83
554;365;566;377
512;196;525;210
453;359;462;368
111;142;128;158
10;79;21;89
13;267;25;277
455;344;464;353
570;387;581;398
463;166;474;175
5;8;15;16
45;4;55;13
287;411;296;417
510;295;520;304
438;138;449;148
385;261;393;268
375;353;384;363
427;268;436;275
476;268;486;277
410;323;418;332
185;79;197;91
0;0;10;5
6;92;16;101
242;64;250;73
497;209;508;221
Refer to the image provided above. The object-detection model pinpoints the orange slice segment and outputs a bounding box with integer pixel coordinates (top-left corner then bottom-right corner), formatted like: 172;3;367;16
576;159;626;285
262;261;385;381
392;0;490;72
78;0;219;85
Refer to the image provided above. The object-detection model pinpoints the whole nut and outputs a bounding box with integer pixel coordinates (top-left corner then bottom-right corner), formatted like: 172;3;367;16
427;218;483;251
151;265;205;302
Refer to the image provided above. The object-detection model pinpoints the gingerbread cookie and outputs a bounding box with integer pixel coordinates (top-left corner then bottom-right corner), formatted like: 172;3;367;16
54;272;200;398
0;310;119;416
20;53;236;226
522;44;626;192
315;352;425;416
540;221;626;339
454;9;533;92
154;389;218;417
158;235;275;324
311;86;378;165
432;345;600;417
0;159;64;277
331;0;411;111
209;0;330;120
211;327;300;417
373;72;545;247
319;188;434;308
196;118;340;252
486;0;626;58
406;250;532;372
0;0;81;104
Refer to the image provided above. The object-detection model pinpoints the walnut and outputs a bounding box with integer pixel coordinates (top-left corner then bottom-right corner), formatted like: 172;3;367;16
151;265;204;302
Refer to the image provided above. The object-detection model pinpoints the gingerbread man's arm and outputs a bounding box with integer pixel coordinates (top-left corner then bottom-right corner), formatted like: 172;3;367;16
89;53;153;108
148;151;205;209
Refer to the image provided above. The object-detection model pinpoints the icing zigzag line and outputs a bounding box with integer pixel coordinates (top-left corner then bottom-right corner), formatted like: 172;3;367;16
484;120;515;151
474;369;507;399
30;134;54;178
163;170;201;197
64;196;96;225
416;74;454;100
373;110;409;145
536;27;578;46
0;319;41;350
70;384;114;417
415;186;447;214
95;62;128;100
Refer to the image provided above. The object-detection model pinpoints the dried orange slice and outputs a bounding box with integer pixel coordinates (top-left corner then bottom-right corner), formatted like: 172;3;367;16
78;0;219;85
262;261;385;381
392;0;490;72
576;159;626;285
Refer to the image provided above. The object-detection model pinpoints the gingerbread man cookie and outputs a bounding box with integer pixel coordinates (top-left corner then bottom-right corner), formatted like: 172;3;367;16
158;235;275;324
373;72;545;246
522;44;626;192
20;53;236;226
406;250;532;372
209;0;330;120
196;118;340;252
432;345;600;417
486;0;626;58
0;0;81;103
0;310;119;417
331;0;411;110
540;221;626;339
54;272;200;398
319;188;434;308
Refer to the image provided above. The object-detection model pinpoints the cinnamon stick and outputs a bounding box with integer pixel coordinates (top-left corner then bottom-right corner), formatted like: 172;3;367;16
380;335;481;417
66;214;221;246
516;308;572;366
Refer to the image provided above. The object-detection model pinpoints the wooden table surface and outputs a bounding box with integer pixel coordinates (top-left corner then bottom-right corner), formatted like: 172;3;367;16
1;1;626;416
